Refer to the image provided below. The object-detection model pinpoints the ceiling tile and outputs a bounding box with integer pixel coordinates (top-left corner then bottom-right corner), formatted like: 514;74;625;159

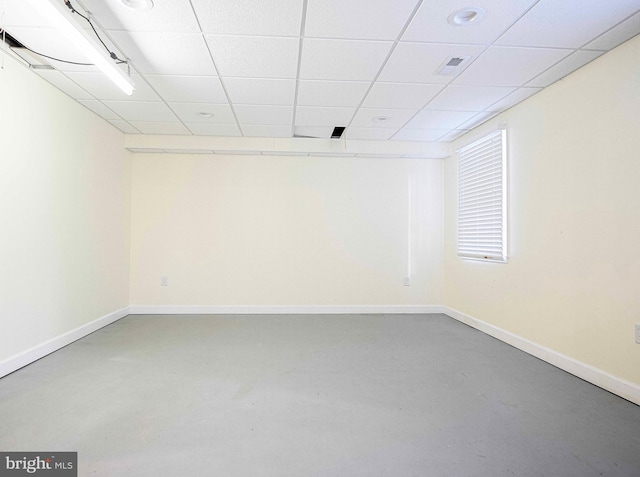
206;36;300;79
108;120;141;134
496;0;640;48
145;75;228;103
185;123;242;136
65;72;159;101
80;0;199;32
526;50;604;87
234;105;294;125
242;125;292;138
128;122;192;135
584;11;640;50
379;42;485;83
192;0;303;36
345;128;399;140
3;1;44;27
300;39;394;81
487;87;541;112
425;85;516;111
393;129;449;141
78;100;120;120
296;81;370;107
295;107;356;127
305;0;420;40
101;101;179;121
35;70;93;100
350;108;418;129
403;0;537;44
168;103;236;124
453;46;572;86
405;110;478;129
224;78;296;105
362;83;445;109
109;31;217;75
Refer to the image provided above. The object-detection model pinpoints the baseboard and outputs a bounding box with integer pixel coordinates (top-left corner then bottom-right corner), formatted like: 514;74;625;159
0;307;130;379
443;306;640;407
128;305;447;315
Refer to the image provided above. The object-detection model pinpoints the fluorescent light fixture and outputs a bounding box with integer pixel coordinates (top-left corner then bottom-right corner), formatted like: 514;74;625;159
23;0;134;95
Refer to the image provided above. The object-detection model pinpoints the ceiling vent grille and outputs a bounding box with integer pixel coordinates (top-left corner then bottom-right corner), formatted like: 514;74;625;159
435;55;470;76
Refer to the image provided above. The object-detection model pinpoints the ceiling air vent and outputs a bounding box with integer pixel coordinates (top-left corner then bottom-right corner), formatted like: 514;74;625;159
435;55;470;76
331;127;346;139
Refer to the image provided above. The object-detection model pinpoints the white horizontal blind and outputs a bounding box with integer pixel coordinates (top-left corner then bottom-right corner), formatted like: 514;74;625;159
457;129;507;262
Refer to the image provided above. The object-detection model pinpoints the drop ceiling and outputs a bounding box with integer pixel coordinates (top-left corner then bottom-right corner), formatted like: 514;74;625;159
2;0;639;144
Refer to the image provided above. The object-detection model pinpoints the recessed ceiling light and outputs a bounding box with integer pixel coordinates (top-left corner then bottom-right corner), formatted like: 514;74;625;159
120;0;154;11
197;112;214;118
373;116;391;123
448;7;486;26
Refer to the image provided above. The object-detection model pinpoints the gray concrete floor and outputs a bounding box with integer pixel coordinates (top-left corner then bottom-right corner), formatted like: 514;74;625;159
1;314;639;476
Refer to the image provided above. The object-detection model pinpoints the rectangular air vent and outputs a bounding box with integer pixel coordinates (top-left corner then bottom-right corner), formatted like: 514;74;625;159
435;56;471;76
331;126;346;139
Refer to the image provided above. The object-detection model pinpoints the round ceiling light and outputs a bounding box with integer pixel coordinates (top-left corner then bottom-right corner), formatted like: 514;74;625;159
197;112;214;118
448;7;486;26
120;0;154;11
373;116;391;123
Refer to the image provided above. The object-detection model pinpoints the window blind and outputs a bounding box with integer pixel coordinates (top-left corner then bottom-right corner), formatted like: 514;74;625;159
457;129;507;262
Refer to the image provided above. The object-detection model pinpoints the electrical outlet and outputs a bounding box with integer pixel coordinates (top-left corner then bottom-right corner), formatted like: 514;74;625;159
403;277;410;287
635;324;640;344
161;276;168;287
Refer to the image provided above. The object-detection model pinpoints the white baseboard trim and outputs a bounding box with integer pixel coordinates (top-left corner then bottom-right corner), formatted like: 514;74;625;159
128;305;447;315
443;306;640;407
0;306;130;379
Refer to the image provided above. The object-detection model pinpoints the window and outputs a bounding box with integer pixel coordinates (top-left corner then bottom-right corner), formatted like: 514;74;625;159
457;129;507;262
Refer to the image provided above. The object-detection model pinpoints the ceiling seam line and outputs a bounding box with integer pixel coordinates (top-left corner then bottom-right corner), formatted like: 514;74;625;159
342;0;426;137
291;0;309;138
187;0;244;137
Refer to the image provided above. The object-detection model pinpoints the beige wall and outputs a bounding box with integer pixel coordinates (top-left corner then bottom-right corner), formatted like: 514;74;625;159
444;35;640;385
130;154;443;306
0;58;131;363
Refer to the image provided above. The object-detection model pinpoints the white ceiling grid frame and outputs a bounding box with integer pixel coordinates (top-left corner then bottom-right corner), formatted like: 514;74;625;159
4;0;639;143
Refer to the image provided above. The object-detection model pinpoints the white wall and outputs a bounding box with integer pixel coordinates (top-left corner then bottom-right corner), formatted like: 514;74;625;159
444;35;640;386
130;154;443;307
0;58;131;365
